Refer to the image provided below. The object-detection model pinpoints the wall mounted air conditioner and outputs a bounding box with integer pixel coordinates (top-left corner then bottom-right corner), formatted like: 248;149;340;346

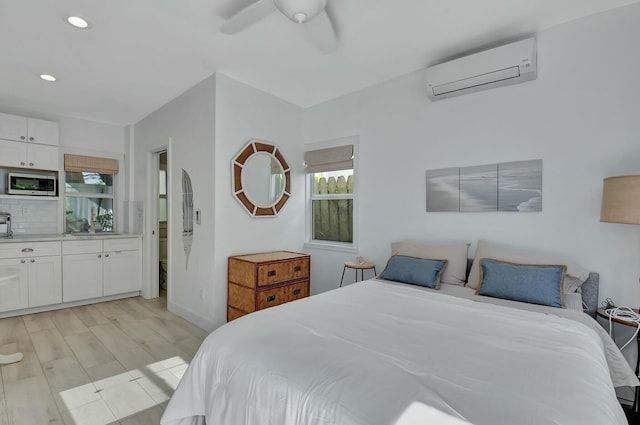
425;37;537;101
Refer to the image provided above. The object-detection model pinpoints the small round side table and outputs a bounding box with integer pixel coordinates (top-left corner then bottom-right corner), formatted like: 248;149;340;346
340;262;377;287
597;308;639;415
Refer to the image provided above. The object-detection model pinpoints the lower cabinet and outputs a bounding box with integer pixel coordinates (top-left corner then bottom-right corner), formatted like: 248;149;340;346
0;242;62;313
62;238;141;303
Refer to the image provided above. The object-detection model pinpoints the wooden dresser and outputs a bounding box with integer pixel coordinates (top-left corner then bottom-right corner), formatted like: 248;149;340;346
227;251;310;322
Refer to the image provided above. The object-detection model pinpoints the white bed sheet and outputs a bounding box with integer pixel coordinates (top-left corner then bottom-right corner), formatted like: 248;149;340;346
161;280;636;425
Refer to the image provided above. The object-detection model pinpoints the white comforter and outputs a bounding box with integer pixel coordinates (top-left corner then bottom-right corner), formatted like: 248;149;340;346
161;280;636;425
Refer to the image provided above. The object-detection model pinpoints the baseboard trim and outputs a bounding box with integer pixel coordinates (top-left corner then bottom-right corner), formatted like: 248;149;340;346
167;300;216;332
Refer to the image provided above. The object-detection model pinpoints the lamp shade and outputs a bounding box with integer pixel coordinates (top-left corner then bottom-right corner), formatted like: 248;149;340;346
600;175;640;224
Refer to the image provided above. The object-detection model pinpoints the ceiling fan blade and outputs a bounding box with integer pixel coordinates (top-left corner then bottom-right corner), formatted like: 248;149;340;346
304;9;337;54
220;0;277;34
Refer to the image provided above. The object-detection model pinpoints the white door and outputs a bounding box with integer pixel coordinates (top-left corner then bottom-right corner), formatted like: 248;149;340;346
0;258;29;313
28;255;62;307
0;139;28;168
62;253;103;302
27;118;59;146
0;112;27;142
103;250;140;296
27;143;59;171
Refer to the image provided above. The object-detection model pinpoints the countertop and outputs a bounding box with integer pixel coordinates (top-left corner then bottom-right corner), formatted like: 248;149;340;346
0;233;142;243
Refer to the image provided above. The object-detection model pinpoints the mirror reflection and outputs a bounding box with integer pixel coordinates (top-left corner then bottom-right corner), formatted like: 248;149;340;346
241;153;284;206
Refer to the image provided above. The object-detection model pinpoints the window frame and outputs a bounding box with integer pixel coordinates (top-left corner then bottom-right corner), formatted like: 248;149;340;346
64;172;117;233
304;136;359;253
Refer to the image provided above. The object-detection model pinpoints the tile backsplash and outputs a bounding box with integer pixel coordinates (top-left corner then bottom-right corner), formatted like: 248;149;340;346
0;198;58;234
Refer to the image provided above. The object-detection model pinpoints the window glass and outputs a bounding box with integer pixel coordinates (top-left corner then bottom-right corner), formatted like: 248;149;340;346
65;172;114;195
65;197;114;232
311;169;354;244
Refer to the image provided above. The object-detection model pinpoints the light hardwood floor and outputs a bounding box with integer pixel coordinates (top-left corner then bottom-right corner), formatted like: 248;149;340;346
0;293;208;425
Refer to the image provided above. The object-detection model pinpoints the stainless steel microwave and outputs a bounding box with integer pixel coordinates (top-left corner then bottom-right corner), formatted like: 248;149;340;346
7;172;56;196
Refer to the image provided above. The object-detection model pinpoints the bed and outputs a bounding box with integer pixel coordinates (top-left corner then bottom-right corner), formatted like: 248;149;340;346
161;241;639;425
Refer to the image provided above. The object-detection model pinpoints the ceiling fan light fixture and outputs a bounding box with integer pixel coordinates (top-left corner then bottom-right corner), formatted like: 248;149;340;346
274;0;327;24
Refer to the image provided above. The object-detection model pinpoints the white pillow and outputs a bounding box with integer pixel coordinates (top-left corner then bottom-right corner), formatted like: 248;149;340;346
390;242;470;286
467;240;590;291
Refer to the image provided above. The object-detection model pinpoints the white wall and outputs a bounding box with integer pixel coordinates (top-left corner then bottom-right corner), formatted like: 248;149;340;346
132;73;304;330
303;4;640;306
133;75;216;329
212;74;305;329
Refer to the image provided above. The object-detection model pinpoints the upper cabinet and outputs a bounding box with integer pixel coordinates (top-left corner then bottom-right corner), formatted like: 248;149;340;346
0;112;59;146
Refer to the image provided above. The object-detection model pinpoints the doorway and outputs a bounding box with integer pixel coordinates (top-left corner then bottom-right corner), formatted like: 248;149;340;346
158;151;168;301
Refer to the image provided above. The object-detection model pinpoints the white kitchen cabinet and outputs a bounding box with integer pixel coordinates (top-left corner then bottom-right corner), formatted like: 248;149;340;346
0;242;62;312
62;252;103;302
28;255;62;307
0;113;28;143
62;237;141;302
0;113;58;146
0;259;29;313
0;139;58;171
103;249;141;296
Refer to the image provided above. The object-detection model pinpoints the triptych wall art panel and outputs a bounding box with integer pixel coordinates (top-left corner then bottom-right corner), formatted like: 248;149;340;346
426;159;542;212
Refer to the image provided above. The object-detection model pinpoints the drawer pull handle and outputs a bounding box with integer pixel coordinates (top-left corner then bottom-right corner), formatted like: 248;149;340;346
21;248;34;253
294;266;301;272
30;259;35;263
266;295;276;302
20;259;26;264
293;289;301;295
267;270;276;277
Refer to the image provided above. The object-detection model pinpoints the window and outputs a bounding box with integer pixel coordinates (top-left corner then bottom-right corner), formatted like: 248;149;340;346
64;154;118;233
305;143;356;248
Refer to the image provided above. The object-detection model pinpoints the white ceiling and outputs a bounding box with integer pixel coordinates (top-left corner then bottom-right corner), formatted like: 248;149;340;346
1;0;638;126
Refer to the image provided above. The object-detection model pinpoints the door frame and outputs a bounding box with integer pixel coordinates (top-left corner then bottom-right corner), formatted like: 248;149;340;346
142;141;171;299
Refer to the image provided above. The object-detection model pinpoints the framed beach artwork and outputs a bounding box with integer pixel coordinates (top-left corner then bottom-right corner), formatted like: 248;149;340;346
426;159;542;212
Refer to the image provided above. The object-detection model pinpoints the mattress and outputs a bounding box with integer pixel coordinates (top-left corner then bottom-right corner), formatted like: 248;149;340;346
161;280;637;425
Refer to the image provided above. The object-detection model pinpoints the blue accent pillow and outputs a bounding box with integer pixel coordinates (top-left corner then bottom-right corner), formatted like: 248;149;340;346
380;255;448;289
478;259;566;308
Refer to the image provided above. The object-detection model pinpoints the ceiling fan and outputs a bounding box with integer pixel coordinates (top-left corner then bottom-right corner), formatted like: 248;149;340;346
220;0;338;54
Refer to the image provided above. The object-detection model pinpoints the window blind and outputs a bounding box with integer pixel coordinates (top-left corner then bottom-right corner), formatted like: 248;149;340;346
64;154;119;174
304;145;353;173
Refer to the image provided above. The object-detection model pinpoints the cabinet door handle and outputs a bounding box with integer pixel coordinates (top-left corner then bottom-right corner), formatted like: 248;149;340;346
21;248;34;252
105;254;109;258
20;136;25;140
267;270;276;277
20;161;25;166
293;289;301;296
98;254;102;258
29;162;34;166
29;137;34;141
294;266;301;272
30;259;35;263
20;259;26;264
266;295;276;302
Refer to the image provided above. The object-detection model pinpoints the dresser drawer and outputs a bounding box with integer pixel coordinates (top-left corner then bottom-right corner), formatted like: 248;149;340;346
256;281;309;310
257;258;309;287
0;241;61;259
103;238;139;252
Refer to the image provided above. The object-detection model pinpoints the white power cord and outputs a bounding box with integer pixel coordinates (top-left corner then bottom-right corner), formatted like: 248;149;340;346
605;306;640;351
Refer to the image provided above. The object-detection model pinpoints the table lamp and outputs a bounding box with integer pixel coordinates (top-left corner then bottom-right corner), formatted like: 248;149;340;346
600;174;640;283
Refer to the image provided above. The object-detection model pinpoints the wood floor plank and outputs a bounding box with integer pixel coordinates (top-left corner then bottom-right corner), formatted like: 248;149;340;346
0;340;43;383
84;360;127;383
29;328;75;364
132;330;192;362
92;301;128;320
140;317;194;343
119;404;163;425
110;315;158;341
0;317;29;346
89;322;140;354
23;312;56;334
0;367;8;425
3;375;64;425
72;304;110;327
65;331;116;370
49;309;90;336
116;298;159;320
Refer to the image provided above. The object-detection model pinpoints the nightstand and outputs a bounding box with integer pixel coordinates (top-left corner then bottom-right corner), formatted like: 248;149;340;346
597;308;640;418
340;262;376;287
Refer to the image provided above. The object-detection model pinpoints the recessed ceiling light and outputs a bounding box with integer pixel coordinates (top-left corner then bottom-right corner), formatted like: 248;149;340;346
66;16;90;29
40;74;57;82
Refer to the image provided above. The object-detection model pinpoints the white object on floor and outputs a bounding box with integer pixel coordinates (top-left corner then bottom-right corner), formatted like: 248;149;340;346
0;352;23;364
